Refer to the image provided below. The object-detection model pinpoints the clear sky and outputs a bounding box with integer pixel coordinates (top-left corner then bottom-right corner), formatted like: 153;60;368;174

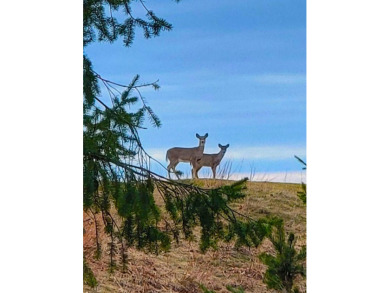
84;0;306;182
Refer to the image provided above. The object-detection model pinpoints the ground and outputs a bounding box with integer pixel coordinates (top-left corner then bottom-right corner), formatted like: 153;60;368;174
83;180;306;293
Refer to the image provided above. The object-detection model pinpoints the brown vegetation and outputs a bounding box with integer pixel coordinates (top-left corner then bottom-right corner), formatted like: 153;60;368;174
84;180;306;293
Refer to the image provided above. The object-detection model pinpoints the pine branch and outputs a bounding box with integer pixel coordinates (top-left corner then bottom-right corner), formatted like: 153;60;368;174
93;70;159;89
91;210;102;259
134;87;162;127
91;71;169;172
294;155;306;169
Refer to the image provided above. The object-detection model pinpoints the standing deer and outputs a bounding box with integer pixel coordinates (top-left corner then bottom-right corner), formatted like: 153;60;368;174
192;144;230;179
166;133;208;179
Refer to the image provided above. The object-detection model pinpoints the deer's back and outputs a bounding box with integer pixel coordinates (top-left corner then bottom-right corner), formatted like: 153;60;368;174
166;146;203;161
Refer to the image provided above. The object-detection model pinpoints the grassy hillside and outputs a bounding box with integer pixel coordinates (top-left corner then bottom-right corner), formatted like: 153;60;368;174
83;180;306;293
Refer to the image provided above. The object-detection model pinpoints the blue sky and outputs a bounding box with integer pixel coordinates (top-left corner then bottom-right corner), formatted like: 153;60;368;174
84;0;306;182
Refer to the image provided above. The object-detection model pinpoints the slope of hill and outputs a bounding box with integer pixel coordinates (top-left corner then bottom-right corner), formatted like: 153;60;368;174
83;180;306;293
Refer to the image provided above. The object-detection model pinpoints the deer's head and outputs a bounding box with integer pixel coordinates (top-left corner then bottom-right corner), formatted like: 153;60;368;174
196;133;208;146
218;143;230;155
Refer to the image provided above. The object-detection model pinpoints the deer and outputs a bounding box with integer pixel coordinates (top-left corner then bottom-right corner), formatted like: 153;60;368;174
166;133;208;179
192;143;230;179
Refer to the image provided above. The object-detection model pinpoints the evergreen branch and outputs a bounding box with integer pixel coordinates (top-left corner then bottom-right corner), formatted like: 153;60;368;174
88;150;272;252
124;2;131;15
134;87;162;127
294;155;306;169
139;0;152;15
90;209;102;259
86;151;248;201
93;95;147;131
86;151;206;193
108;3;117;39
224;204;256;223
93;70;159;89
101;79;117;106
87;180;129;267
105;79;123;96
91;70;168;172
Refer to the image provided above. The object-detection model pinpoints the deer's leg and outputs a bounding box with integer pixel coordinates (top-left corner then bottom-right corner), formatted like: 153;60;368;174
171;162;180;179
193;157;203;179
167;162;172;179
191;165;196;179
212;166;217;179
192;159;202;179
167;161;177;179
193;166;200;179
167;165;171;179
190;159;195;179
175;167;181;179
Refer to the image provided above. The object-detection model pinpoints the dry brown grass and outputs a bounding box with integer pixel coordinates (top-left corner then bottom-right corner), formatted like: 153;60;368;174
84;180;306;293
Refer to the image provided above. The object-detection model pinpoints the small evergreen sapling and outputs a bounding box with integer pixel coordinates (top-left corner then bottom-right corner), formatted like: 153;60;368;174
259;219;306;293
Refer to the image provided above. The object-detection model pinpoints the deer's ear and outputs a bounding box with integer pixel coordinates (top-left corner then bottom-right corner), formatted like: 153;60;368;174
196;133;200;138
226;144;230;148
218;144;222;148
205;133;208;138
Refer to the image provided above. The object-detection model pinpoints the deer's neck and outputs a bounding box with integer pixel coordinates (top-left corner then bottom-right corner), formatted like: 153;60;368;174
214;150;225;163
197;144;205;152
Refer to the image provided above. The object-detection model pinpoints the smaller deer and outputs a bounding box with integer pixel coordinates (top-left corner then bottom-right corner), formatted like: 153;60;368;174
166;133;208;179
192;144;230;179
